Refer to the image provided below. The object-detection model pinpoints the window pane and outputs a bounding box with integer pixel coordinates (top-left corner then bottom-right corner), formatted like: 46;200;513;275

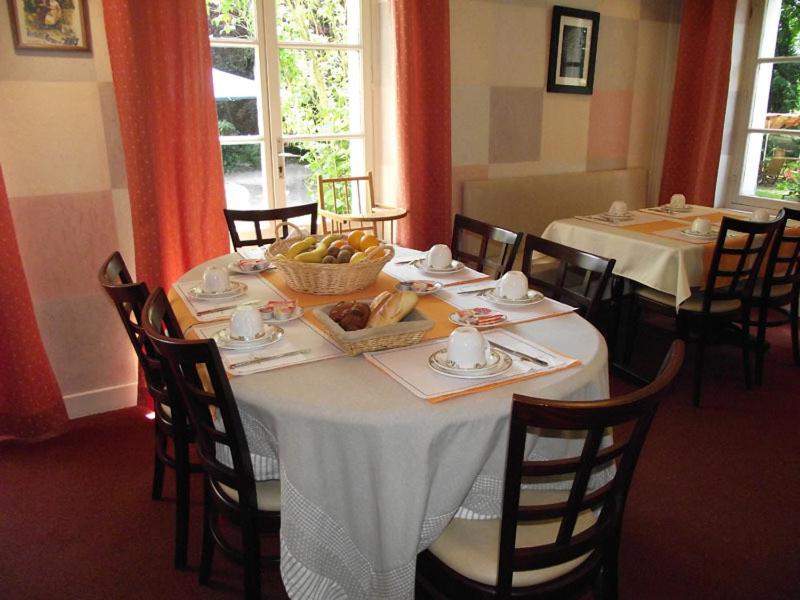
279;48;362;135
765;0;800;58
275;0;360;44
285;139;369;207
744;132;800;200
207;0;257;40
212;47;260;136
222;144;266;209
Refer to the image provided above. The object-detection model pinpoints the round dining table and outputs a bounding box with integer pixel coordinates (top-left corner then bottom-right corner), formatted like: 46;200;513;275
175;253;610;600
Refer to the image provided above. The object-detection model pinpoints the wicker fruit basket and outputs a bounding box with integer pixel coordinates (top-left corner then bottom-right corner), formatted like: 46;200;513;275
312;299;434;356
267;223;395;295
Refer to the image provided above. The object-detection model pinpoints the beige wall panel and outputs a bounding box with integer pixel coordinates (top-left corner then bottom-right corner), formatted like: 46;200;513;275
88;0;113;83
0;81;110;196
111;188;135;279
487;160;586;179
597;0;640;20
452;84;490;166
540;92;591;167
593;16;639;92
452;163;489;216
450;0;494;86
490;3;546;87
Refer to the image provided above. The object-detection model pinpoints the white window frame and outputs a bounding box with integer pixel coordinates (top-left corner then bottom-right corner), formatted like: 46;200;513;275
210;0;374;210
730;0;800;211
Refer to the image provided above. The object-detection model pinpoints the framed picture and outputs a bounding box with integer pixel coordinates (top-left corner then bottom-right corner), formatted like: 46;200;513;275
547;6;599;95
7;0;92;52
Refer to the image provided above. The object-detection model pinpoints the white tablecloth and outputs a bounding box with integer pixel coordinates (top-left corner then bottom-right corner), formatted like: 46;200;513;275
179;255;609;599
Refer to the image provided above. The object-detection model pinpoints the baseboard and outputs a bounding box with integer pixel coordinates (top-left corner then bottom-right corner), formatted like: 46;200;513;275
63;382;138;419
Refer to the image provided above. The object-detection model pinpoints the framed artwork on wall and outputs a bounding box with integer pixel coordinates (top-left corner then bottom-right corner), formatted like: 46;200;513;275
7;0;92;52
547;6;599;95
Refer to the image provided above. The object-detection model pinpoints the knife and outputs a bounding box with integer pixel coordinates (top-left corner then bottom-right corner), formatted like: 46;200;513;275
457;286;497;295
196;300;261;317
393;257;424;265
489;341;550;367
229;349;310;370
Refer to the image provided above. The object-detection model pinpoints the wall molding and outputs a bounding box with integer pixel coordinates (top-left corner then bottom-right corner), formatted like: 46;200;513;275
63;381;137;419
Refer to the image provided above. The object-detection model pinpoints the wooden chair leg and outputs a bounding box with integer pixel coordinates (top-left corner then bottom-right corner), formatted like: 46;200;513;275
199;478;215;585
754;303;769;386
622;296;640;366
151;431;166;501
241;512;261;600
791;291;800;366
173;434;190;570
741;311;753;391
692;322;708;407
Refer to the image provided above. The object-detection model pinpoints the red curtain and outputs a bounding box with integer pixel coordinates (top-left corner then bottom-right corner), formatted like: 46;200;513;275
393;0;452;249
102;1;229;291
0;166;67;440
659;0;737;207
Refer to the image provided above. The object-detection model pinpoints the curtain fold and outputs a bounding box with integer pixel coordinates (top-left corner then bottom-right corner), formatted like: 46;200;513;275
102;1;229;291
0;166;67;440
659;0;737;207
393;0;452;249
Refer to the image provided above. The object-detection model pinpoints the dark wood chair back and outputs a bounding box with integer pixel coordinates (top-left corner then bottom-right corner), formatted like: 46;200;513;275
451;214;523;278
702;212;785;310
521;234;616;323
497;340;685;597
223;203;318;249
762;207;800;295
98;251;179;422
142;288;259;511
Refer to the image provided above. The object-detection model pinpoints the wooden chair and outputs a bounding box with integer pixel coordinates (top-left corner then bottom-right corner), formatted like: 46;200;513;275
223;203;318;250
317;172;407;242
142;288;280;600
750;207;800;383
521;234;616;326
628;213;784;406
451;214;524;279
417;340;685;600
97;252;197;569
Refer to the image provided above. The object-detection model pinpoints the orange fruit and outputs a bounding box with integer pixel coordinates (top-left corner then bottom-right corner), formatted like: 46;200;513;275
359;234;379;251
348;230;365;249
331;239;347;249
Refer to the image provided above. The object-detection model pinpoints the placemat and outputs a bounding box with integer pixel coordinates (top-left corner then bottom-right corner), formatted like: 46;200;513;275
382;259;489;287
364;329;580;403
573;211;667;228
172;275;286;323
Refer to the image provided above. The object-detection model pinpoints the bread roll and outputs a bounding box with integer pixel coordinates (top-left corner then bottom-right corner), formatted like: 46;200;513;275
366;291;418;328
329;301;371;331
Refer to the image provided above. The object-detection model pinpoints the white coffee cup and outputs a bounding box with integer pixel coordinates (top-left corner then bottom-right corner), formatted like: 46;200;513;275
669;193;687;209
608;201;629;217
426;244;452;270
202;266;230;293
496;270;529;300
446;326;490;369
229;306;265;341
691;217;712;235
752;208;770;222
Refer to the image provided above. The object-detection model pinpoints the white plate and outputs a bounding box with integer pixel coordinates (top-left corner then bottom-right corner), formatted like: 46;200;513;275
395;280;443;295
482;289;545;306
188;281;248;301
659;204;694;213
428;348;512;379
449;310;507;329
599;212;634;221
212;325;284;350
681;228;718;239
410;258;465;274
263;306;304;323
227;261;275;275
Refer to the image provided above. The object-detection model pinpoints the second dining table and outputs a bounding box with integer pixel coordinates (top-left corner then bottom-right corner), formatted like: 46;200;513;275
170;246;611;600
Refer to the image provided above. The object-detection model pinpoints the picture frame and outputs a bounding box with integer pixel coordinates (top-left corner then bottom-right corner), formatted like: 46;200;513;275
7;0;92;52
547;6;599;95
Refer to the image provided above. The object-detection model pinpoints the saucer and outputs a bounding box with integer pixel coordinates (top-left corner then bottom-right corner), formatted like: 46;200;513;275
263;306;304;323
660;204;693;213
681;228;718;239
482;289;545;306
428;348;512;379
228;260;275;274
188;280;248;301
599;212;634;221
411;258;465;274
212;325;284;350
395;280;443;295
449;308;507;328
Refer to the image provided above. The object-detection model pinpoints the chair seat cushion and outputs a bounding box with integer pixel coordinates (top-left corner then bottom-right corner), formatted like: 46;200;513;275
428;490;597;588
216;479;281;512
635;287;741;313
751;280;794;299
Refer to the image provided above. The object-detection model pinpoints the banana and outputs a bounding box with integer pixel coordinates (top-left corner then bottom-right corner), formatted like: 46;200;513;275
295;243;328;263
320;234;342;248
286;236;317;259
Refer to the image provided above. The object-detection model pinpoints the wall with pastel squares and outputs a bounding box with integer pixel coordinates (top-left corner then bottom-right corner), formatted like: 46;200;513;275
450;0;682;215
0;0;137;418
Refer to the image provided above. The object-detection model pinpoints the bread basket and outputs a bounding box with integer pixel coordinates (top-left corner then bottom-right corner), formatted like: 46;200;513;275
312;299;434;355
267;223;394;295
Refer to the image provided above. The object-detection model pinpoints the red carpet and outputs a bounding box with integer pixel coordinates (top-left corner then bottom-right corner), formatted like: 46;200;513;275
1;323;799;599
